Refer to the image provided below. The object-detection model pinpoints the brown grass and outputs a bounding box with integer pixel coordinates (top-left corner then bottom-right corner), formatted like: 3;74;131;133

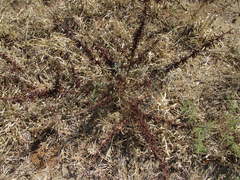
0;0;239;179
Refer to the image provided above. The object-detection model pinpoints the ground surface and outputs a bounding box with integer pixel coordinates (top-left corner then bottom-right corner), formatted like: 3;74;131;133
0;0;239;179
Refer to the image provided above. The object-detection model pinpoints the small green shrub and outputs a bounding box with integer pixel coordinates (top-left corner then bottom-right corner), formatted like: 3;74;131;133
193;127;208;156
181;100;197;123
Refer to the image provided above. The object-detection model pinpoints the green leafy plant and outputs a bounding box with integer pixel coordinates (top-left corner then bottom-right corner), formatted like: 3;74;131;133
89;84;100;110
222;96;240;156
224;134;240;157
193;127;207;156
181;100;197;122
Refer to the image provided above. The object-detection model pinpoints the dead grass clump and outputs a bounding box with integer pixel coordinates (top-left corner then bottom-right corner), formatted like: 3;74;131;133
0;0;239;179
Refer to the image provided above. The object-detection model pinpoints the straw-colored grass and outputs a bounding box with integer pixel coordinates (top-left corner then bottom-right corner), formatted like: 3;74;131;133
0;0;239;179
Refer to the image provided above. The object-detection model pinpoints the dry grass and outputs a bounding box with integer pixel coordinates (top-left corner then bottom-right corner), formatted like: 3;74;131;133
0;0;239;179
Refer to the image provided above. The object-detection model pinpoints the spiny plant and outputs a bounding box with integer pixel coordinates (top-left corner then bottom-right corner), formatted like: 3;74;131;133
0;0;238;179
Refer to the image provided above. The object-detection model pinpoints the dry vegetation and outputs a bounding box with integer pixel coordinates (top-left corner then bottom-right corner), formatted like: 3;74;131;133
0;0;240;179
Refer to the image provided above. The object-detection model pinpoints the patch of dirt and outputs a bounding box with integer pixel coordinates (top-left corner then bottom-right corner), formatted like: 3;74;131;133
30;143;59;170
30;127;59;170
